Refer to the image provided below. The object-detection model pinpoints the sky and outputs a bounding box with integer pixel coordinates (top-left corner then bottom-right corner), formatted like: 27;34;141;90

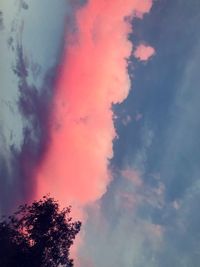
1;0;200;266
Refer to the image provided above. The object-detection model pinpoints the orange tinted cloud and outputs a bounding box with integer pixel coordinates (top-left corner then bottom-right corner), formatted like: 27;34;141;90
35;0;153;216
134;44;155;61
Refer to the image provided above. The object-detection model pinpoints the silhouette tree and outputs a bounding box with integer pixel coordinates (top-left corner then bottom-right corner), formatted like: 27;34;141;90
0;196;81;267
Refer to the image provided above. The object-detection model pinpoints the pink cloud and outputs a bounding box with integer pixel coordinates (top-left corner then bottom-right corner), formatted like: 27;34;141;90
35;0;153;214
33;0;153;263
119;191;138;210
145;223;164;240
134;44;155;61
122;169;143;187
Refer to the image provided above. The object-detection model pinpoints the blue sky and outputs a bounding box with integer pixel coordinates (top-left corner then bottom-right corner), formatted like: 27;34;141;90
79;1;200;266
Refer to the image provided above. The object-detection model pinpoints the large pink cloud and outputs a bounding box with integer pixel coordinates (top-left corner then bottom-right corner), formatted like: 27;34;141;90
34;0;153;219
32;1;154;264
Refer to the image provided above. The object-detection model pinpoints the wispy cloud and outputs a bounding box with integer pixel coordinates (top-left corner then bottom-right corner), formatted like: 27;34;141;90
0;0;69;214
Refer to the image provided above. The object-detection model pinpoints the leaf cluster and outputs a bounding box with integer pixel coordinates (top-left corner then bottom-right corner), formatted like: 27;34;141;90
0;196;81;267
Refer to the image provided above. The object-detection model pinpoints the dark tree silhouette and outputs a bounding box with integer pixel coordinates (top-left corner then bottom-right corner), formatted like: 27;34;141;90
0;196;81;267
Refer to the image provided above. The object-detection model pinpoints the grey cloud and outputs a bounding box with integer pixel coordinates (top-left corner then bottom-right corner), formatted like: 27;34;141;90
0;10;4;30
0;0;76;214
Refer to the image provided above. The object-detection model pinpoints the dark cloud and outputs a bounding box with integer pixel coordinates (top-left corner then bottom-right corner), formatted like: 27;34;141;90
0;40;60;215
0;0;86;215
21;1;29;10
0;10;4;31
0;0;83;215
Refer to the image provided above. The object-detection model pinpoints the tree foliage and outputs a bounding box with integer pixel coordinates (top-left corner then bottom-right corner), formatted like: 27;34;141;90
0;196;81;267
